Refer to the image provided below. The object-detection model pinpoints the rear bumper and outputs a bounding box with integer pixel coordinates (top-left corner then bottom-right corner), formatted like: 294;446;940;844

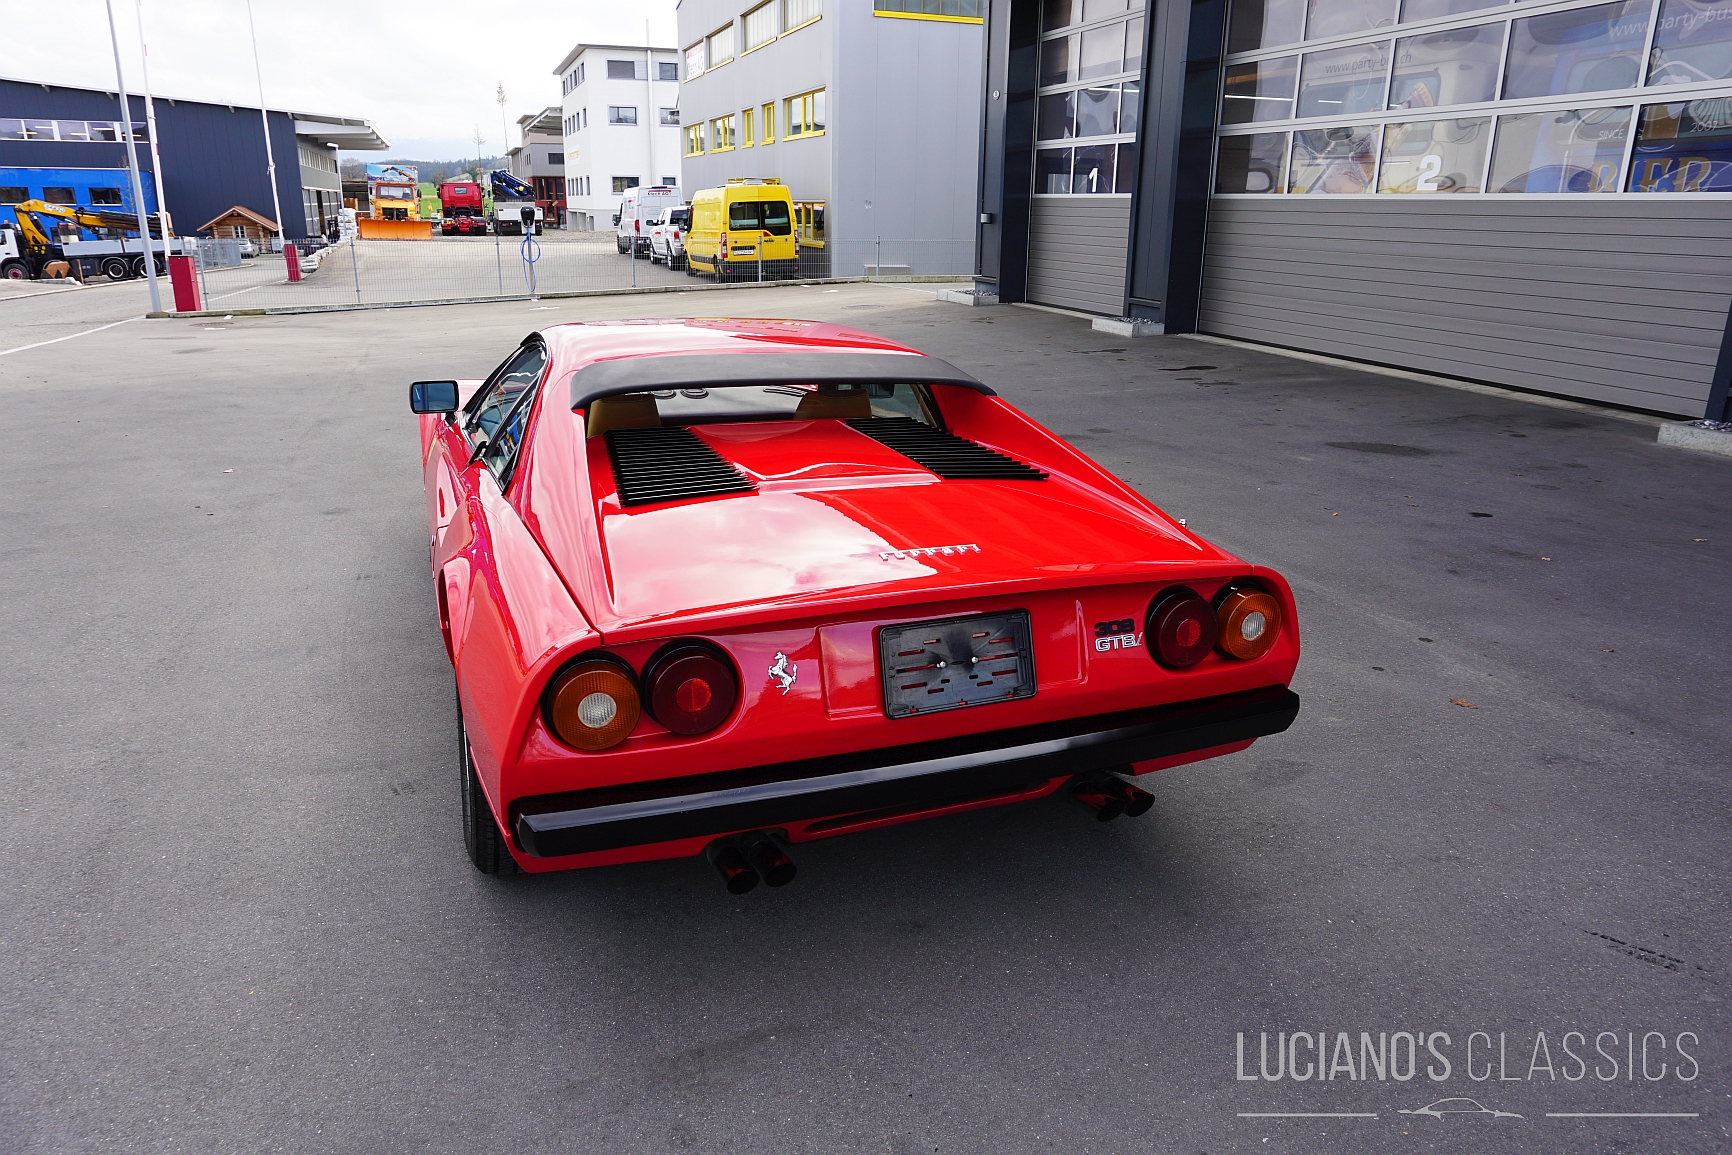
512;684;1299;858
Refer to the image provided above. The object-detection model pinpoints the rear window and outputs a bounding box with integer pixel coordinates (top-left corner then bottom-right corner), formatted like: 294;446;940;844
669;208;690;225
727;200;791;234
617;383;934;427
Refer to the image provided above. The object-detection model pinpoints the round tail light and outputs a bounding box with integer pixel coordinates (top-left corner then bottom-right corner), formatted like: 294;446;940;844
644;644;738;735
1216;588;1282;660
548;658;641;750
1146;589;1218;669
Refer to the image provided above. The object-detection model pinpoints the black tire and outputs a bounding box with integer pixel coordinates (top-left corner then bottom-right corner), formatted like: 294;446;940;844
102;256;131;280
1;260;25;281
458;689;519;875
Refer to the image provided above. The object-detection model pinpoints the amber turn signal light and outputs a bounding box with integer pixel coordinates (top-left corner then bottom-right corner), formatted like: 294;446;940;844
548;659;641;750
1216;588;1282;660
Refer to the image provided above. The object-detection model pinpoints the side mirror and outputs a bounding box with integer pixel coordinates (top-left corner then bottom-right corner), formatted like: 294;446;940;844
410;380;459;418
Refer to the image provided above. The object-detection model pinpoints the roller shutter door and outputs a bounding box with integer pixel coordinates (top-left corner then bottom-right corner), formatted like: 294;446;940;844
1026;198;1131;316
1197;197;1732;417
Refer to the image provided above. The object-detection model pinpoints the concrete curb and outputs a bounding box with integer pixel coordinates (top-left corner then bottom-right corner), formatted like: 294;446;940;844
145;274;972;320
1657;421;1732;458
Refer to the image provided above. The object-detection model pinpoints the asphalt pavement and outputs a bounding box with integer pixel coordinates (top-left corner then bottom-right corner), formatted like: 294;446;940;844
0;283;1726;1153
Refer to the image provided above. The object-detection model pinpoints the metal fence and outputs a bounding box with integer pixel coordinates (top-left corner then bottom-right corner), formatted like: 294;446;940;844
171;229;960;313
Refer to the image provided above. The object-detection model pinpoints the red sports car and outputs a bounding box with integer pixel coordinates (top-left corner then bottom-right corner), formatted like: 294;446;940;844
410;319;1300;890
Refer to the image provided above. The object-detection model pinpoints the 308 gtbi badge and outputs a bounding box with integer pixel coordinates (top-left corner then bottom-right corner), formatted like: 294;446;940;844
410;319;1300;892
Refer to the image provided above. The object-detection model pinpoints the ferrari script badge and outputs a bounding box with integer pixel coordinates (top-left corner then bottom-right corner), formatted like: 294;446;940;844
768;652;797;694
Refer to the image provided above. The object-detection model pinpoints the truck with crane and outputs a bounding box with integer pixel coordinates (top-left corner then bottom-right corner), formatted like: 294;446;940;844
0;198;181;281
489;169;542;236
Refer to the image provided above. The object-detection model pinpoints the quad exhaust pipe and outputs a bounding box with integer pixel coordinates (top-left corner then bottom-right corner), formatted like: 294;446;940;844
1070;772;1154;822
705;832;796;893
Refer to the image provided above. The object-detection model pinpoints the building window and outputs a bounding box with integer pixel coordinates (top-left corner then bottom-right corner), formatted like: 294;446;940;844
661;108;681;126
609;106;639;125
685;122;709;155
90;187;123;206
711;113;737;151
549;152;563;164
763;101;777;142
742;107;756;147
785;0;821;30
0;118;143;142
685;42;706;79
608;59;641;80
873;0;982;21
613;176;641;194
1035;0;1148;194
43;187;76;204
745;1;779;50
662;176;679;186
659;61;680;81
708;24;735;68
1214;0;1732;195
0;187;26;204
784;90;827;138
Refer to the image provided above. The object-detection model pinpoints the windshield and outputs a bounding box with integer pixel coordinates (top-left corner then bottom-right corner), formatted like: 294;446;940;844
727;200;791;234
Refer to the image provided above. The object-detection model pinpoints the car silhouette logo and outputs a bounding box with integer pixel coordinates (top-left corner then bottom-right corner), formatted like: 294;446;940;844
1398;1098;1523;1120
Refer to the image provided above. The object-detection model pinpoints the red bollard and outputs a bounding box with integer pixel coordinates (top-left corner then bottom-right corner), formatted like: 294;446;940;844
167;254;202;312
284;242;302;282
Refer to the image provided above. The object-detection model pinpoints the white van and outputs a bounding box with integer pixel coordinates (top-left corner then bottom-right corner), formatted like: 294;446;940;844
615;186;682;255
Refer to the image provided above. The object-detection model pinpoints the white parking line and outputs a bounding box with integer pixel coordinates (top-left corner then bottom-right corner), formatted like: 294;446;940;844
0;315;140;357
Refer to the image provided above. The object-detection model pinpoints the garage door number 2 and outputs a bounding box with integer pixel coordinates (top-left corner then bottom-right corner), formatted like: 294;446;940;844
1415;154;1443;192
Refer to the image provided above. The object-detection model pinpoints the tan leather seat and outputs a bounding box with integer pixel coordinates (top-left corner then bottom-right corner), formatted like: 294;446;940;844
794;385;871;420
587;393;661;437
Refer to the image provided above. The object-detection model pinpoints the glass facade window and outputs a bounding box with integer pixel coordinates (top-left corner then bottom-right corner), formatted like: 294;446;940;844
1487;105;1631;190
1229;0;1307;52
1389;24;1505;110
609;106;638;125
1222;56;1300;123
1649;0;1732;84
1289;124;1381;190
1628;98;1732;188
1399;0;1505;21
1216;130;1291;189
1217;0;1732;194
875;0;983;16
1305;0;1399;42
1503;1;1652;99
1298;41;1392;117
785;90;827;136
1378;116;1492;189
1035;0;1145;193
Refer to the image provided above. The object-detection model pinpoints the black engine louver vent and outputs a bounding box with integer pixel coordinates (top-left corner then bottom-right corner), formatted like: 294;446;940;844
847;417;1048;481
604;426;757;506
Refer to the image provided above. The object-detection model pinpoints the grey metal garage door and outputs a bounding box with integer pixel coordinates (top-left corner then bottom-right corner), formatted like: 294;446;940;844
1026;198;1131;316
1197;197;1732;417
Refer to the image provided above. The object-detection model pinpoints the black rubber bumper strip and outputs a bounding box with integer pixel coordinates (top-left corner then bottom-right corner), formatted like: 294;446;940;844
512;685;1299;858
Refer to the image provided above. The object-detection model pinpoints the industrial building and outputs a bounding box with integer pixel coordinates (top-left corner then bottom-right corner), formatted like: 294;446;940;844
508;107;567;226
973;0;1732;419
553;44;684;231
676;0;984;277
0;75;385;242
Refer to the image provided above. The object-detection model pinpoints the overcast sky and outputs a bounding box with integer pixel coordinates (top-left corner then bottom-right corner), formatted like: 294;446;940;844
5;0;678;160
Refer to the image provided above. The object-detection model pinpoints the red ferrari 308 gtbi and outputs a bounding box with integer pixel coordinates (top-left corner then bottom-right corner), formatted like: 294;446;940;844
410;319;1300;890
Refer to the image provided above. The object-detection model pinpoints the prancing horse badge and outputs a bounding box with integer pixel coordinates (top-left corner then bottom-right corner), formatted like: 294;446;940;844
768;652;797;694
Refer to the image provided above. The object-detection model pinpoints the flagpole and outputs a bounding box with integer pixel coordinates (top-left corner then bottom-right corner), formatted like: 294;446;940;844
245;0;287;249
135;0;172;238
103;0;161;312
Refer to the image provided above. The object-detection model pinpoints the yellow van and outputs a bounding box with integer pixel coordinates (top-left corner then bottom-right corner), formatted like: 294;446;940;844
686;179;798;281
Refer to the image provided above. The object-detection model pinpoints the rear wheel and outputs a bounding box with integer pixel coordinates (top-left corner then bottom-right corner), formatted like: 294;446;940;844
458;688;520;875
102;256;131;280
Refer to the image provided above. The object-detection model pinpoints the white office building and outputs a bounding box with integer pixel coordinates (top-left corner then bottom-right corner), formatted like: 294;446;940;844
553;43;685;231
676;0;984;275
